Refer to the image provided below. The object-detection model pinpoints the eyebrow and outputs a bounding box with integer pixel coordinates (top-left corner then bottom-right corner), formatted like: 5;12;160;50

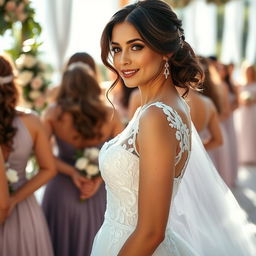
111;38;144;45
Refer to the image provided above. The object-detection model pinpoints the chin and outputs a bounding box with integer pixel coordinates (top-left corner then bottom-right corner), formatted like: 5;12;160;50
123;81;138;89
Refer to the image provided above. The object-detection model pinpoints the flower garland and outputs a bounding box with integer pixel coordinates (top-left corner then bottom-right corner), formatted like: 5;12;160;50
16;47;51;112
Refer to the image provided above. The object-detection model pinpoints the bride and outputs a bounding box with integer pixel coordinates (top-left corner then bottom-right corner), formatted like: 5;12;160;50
91;0;256;255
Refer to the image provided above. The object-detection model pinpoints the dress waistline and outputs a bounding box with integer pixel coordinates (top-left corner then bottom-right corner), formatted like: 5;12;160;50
104;217;136;232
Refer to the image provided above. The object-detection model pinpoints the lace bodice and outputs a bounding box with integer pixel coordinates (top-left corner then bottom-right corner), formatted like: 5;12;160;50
99;102;191;228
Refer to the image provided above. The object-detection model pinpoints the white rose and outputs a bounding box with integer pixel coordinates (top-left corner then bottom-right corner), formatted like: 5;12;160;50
18;70;33;86
6;169;19;183
85;147;99;160
4;15;11;22
16;54;26;69
240;91;252;101
29;90;41;100
23;54;37;68
75;157;89;170
31;76;43;90
86;164;99;176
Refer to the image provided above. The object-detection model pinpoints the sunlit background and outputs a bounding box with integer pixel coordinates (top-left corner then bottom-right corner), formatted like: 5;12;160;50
1;0;255;82
0;0;256;229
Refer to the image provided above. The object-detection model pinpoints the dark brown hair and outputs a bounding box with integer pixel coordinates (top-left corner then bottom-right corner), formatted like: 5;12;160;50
67;52;97;75
0;56;18;150
57;65;107;139
199;57;221;113
101;0;204;96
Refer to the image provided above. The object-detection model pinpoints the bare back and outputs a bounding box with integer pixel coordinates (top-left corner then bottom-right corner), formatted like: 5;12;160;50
43;104;123;149
186;91;212;132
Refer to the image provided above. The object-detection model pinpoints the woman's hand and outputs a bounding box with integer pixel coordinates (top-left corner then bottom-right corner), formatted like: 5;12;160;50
0;196;16;224
71;171;90;191
80;177;103;200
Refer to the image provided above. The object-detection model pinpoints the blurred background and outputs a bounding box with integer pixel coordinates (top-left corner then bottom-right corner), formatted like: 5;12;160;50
0;0;256;228
1;0;255;83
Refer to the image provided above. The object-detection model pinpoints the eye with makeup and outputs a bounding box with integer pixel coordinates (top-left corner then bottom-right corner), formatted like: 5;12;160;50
131;44;144;51
111;46;121;54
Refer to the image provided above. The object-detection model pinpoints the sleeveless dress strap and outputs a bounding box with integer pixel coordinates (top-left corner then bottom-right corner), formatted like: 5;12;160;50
133;102;190;167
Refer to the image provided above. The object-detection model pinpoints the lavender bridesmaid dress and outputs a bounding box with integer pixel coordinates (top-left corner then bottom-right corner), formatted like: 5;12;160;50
0;116;54;256
42;136;106;256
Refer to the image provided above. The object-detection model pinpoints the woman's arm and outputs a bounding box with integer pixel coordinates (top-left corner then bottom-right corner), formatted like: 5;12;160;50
9;114;57;210
218;82;231;121
118;107;177;256
0;148;10;223
204;101;223;151
41;107;90;193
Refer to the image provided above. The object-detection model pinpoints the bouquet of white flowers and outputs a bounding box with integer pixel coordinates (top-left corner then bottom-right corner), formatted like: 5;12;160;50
5;163;19;193
75;147;100;179
240;91;254;103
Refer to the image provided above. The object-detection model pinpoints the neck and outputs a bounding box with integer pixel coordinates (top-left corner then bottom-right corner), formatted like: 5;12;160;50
138;76;177;106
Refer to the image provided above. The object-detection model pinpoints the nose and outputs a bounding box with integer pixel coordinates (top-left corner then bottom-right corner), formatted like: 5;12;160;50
120;49;131;66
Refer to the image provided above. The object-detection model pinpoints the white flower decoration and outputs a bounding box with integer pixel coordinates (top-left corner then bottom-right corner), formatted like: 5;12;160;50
23;54;37;68
29;90;41;100
240;91;253;101
86;164;99;176
18;70;33;86
75;157;89;170
6;168;19;183
84;147;99;160
31;76;43;90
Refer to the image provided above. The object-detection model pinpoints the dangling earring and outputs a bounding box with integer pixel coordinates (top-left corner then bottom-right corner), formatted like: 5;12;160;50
163;60;170;79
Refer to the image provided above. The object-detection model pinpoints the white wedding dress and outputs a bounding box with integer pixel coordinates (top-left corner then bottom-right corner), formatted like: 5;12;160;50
91;102;199;255
91;101;256;256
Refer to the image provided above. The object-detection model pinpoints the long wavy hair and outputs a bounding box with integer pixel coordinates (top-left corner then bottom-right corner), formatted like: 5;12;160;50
101;0;204;97
0;56;18;151
56;64;107;140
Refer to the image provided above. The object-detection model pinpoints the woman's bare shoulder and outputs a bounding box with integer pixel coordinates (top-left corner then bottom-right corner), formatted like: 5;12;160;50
42;103;61;121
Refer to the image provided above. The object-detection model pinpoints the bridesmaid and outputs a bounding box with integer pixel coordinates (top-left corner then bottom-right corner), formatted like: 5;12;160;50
218;62;239;186
203;57;238;187
42;62;123;256
235;65;256;165
0;56;56;255
46;52;100;104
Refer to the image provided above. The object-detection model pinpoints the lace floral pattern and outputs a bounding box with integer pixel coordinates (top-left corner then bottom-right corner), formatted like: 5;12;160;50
153;102;190;165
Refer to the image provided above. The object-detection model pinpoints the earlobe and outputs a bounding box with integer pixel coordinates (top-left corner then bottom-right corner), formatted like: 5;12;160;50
163;53;173;61
167;53;173;59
